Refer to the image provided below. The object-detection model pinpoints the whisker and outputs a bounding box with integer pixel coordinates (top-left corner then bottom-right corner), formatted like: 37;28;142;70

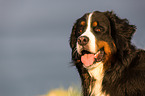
72;47;77;55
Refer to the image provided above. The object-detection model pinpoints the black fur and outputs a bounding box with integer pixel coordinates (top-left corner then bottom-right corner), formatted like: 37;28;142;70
70;11;145;96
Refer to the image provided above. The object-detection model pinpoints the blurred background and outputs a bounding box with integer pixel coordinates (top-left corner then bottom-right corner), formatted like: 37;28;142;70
0;0;145;96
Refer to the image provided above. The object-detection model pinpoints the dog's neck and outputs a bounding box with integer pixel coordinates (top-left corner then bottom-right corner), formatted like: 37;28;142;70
88;62;109;96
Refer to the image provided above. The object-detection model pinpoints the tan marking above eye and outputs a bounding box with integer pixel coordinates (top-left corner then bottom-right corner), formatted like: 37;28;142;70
80;21;85;26
93;21;98;27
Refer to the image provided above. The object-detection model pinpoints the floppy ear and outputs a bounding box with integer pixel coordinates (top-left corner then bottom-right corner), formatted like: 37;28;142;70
70;23;77;49
104;11;136;42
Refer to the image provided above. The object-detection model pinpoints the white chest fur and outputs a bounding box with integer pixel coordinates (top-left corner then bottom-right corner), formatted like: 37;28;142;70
88;62;109;96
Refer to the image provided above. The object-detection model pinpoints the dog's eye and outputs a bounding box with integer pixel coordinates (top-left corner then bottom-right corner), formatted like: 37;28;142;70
95;28;101;32
78;27;84;34
94;26;104;32
80;30;82;33
77;28;83;36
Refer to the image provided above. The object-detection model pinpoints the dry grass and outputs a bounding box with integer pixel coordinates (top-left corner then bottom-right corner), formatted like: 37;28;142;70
40;86;82;96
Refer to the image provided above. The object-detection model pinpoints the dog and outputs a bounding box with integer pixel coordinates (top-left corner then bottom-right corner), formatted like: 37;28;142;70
69;11;145;96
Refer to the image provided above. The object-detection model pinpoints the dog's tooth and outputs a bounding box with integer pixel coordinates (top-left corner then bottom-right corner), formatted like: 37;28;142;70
94;51;100;56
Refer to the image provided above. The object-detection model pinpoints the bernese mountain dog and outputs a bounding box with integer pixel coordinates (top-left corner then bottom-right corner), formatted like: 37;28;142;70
69;11;145;96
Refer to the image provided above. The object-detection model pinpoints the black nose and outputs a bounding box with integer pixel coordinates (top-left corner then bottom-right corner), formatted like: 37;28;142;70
77;36;89;46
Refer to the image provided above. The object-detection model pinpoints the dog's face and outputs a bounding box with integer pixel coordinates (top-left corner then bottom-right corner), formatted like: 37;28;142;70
70;11;117;69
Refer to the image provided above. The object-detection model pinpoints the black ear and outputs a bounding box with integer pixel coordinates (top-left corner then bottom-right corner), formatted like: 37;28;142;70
70;22;77;49
104;11;136;42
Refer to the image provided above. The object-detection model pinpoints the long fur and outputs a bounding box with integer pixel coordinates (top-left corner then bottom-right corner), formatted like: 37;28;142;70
70;11;145;96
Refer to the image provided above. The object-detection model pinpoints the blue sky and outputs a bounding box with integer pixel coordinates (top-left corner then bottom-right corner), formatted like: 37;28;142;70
0;0;145;96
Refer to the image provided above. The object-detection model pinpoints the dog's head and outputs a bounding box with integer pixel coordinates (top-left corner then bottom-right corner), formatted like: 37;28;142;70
70;11;136;69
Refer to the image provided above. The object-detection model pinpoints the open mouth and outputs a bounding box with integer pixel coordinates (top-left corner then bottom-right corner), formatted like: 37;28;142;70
81;48;104;68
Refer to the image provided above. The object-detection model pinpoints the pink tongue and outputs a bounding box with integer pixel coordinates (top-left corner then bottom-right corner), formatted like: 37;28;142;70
81;54;95;67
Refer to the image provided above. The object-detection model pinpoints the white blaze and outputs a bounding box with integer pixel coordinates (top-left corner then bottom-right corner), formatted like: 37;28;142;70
76;12;109;96
77;13;96;54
